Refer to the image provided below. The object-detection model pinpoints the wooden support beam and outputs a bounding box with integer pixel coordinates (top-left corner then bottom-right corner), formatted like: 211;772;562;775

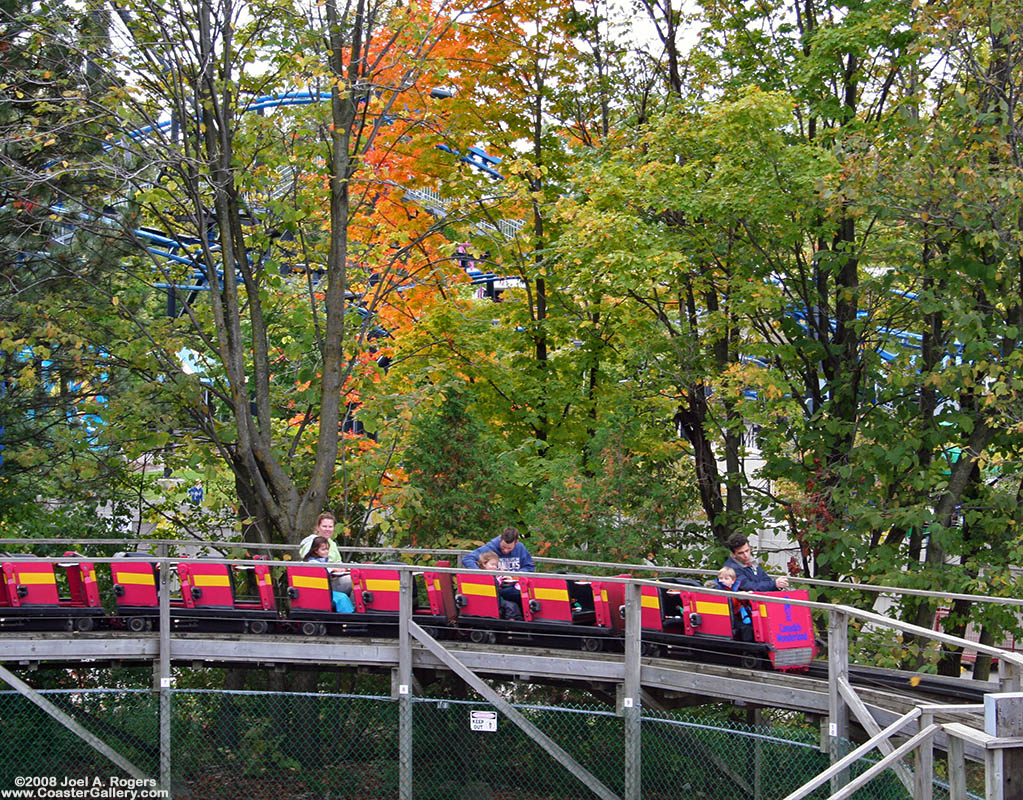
782;708;921;800
828;725;938;800
836;676;915;795
408;620;620;800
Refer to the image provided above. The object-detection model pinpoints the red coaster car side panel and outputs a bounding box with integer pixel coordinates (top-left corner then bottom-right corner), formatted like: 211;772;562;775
750;590;817;671
0;559;105;630
519;576;573;623
351;567;401;613
178;562;235;609
454;572;501;619
681;592;734;638
2;561;60;607
110;560;160;610
287;565;333;613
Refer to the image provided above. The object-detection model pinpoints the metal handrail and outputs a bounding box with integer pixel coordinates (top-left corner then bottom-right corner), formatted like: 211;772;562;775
5;545;1020;798
10;549;1022;671
6;536;1022;609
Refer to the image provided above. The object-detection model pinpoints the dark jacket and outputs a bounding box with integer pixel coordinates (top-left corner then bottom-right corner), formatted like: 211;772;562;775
723;556;778;592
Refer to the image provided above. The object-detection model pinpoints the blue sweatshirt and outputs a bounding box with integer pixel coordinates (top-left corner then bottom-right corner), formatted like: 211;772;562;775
723;556;779;592
462;537;535;572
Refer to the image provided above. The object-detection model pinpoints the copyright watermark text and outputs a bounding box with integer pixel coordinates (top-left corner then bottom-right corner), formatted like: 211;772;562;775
3;776;167;800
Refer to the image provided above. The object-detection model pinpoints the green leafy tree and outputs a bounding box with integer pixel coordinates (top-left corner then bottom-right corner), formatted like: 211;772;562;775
0;0;146;535
399;387;504;548
17;0;483;547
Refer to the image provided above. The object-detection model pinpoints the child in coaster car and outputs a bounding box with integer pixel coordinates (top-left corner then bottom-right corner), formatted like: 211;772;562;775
479;551;523;621
716;566;753;640
305;536;355;613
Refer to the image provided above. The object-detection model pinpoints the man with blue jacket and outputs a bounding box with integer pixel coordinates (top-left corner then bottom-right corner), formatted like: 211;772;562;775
723;533;789;592
462;527;534;614
462;526;535;573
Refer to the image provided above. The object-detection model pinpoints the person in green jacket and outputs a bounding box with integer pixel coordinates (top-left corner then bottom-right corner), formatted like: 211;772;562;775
298;512;351;594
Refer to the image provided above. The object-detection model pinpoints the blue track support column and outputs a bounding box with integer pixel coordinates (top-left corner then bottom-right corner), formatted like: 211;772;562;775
828;609;850;793
624;581;641;800
398;569;413;800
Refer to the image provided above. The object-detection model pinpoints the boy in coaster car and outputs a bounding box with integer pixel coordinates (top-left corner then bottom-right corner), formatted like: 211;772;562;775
716;566;753;641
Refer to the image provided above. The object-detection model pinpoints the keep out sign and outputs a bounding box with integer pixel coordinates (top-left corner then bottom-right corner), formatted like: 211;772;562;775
470;710;498;732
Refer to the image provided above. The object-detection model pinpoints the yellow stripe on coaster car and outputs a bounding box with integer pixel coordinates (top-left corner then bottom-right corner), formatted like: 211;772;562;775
116;572;155;586
263;573;273;585
432;579;441;592
694;600;730;616
600;590;608;603
460;582;497;597
534;587;569;603
364;578;399;592
193;574;231;588
293;575;329;591
641;594;660;610
760;604;768;617
17;572;57;585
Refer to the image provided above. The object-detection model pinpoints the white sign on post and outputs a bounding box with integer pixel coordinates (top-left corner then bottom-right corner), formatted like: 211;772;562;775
470;710;498;732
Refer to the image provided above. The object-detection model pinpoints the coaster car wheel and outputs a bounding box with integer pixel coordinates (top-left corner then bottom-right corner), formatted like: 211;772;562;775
640;641;662;657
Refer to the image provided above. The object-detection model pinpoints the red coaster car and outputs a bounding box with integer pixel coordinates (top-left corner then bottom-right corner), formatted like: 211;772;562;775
111;556;277;633
448;571;612;650
748;590;818;671
0;553;105;632
285;563;448;636
591;577;817;670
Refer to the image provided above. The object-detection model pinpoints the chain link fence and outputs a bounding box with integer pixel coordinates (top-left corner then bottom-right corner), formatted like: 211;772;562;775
0;689;983;799
0;689;157;788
